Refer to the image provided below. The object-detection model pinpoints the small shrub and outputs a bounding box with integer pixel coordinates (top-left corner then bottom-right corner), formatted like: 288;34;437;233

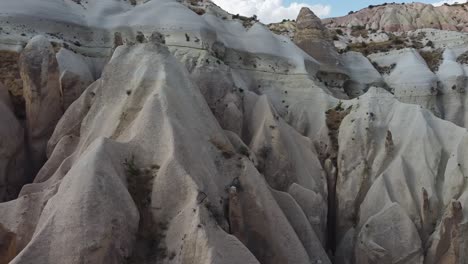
353;25;366;30
372;62;396;74
426;40;434;48
335;101;344;111
350;26;368;38
124;155;140;177
457;51;468;64
392;37;404;45
238;145;250;156
136;31;145;43
335;29;344;35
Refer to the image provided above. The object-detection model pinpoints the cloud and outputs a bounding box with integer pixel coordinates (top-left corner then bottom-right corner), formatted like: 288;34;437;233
432;0;467;6
211;0;331;24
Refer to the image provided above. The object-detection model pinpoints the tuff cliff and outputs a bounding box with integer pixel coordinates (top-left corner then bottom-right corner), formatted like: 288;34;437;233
0;1;468;264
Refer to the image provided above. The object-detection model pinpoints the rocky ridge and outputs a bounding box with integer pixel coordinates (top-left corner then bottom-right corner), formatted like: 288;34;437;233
0;0;468;264
322;2;468;32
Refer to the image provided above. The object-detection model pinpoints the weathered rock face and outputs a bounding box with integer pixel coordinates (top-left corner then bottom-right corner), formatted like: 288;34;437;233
328;88;468;264
355;203;423;264
293;7;348;87
0;83;26;202
0;50;24;119
322;2;468;32
1;1;468;264
19;36;63;175
56;48;96;110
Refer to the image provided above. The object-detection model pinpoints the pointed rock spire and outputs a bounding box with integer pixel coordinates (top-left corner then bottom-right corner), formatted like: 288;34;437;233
296;7;325;31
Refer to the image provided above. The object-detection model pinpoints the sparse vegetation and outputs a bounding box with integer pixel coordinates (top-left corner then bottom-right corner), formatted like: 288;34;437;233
205;201;226;226
0;51;25;120
256;145;272;174
187;4;205;15
350;25;368;38
238;145;250;156
225;177;242;192
234;14;258;29
324;104;352;164
372;62;396;74
457;50;468;64
392;37;405;45
348;34;407;55
419;49;443;72
124;155;168;263
334;100;344;111
136;31;145;43
124;155;140;178
210;137;235;159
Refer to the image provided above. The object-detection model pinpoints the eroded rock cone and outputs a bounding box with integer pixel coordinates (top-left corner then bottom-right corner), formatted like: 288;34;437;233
296;7;325;33
19;35;63;176
293;8;349;92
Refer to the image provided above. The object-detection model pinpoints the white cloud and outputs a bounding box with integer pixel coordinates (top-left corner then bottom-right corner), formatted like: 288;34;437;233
211;0;331;24
432;0;467;6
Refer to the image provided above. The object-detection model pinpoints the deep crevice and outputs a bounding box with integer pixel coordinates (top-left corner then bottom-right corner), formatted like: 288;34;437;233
123;157;168;264
322;103;351;255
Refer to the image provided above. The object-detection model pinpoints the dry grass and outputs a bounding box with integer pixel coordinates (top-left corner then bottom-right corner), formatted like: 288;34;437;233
325;102;352;163
348;35;407;55
350;26;368;38
210;137;235;159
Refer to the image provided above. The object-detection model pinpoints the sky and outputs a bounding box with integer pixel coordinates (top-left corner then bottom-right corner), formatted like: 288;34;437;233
211;0;468;23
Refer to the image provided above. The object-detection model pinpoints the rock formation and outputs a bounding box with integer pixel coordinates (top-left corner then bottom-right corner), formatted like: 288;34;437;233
0;0;468;263
19;36;63;175
322;2;468;32
0;83;26;202
293;7;349;95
